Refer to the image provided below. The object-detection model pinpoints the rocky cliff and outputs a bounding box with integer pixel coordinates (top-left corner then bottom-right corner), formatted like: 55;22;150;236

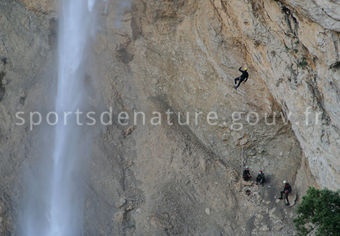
0;0;339;235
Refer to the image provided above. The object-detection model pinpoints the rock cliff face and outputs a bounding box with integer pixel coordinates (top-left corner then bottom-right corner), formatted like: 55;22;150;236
207;0;340;190
0;0;339;235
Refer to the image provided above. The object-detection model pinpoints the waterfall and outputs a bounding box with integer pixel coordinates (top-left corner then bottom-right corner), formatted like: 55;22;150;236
49;0;95;235
20;0;96;235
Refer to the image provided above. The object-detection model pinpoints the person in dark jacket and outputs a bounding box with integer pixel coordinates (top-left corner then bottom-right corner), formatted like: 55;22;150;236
256;170;265;185
242;166;251;181
279;180;292;205
234;67;249;89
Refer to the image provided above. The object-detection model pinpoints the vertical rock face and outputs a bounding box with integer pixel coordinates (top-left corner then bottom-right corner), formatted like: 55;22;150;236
0;0;339;235
0;0;56;233
206;0;340;190
125;0;340;190
0;0;56;122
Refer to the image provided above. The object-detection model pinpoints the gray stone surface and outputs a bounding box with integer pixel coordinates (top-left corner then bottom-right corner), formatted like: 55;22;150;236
0;0;338;235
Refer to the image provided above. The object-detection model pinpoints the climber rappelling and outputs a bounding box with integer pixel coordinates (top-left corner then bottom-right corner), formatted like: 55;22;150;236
234;66;249;89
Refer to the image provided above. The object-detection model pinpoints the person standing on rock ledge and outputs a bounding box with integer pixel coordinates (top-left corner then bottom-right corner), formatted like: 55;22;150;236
234;66;249;89
279;180;292;206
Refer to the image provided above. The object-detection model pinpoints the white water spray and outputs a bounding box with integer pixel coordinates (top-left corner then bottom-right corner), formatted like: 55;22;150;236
20;0;96;235
48;1;96;235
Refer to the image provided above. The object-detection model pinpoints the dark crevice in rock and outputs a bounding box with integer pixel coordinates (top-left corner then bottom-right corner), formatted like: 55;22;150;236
1;57;7;65
117;47;134;64
19;96;25;105
281;6;298;37
48;17;57;48
305;76;331;125
0;71;6;101
320;6;340;23
329;61;340;70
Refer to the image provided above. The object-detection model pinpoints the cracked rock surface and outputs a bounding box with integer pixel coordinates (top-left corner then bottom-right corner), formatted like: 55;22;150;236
0;0;338;235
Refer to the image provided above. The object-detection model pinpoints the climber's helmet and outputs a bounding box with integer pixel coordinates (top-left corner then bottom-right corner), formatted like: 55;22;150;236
283;180;287;184
244;67;248;71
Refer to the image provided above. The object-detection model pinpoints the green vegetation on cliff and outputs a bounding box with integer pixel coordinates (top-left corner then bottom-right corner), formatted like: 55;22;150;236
294;187;340;236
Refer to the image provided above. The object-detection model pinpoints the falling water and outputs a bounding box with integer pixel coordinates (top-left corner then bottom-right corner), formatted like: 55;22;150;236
48;0;96;235
20;0;96;235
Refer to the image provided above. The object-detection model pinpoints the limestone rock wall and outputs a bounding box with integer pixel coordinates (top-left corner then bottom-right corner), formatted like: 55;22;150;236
129;0;340;190
0;0;56;233
0;0;338;235
208;0;340;189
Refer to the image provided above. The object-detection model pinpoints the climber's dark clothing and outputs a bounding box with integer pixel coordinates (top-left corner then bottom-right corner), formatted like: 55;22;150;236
243;169;251;181
280;183;292;205
234;67;249;89
234;77;245;89
283;183;292;193
256;173;265;185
